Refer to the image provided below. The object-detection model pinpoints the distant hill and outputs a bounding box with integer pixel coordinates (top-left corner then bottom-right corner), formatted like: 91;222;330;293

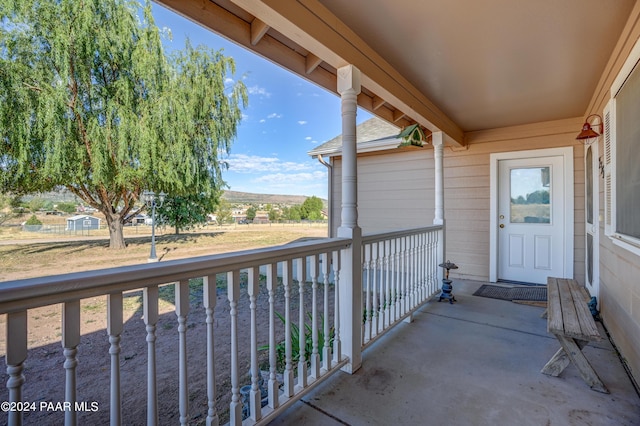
18;189;325;207
222;191;326;206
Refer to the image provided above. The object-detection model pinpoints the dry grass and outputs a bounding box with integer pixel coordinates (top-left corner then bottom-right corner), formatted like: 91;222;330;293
0;223;328;281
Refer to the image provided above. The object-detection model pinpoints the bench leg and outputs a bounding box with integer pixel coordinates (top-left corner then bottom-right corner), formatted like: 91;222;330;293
555;335;609;394
541;339;587;376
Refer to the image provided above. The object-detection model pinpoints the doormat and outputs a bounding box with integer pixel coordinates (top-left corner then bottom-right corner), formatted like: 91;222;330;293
473;285;547;302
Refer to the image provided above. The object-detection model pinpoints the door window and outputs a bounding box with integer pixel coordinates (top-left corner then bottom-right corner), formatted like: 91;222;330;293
510;167;551;224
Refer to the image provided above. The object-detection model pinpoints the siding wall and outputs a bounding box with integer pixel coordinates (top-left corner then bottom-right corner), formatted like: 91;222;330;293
587;2;640;385
331;120;584;283
331;149;434;235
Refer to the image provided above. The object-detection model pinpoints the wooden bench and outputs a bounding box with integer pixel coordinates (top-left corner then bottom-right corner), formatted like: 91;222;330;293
540;277;609;393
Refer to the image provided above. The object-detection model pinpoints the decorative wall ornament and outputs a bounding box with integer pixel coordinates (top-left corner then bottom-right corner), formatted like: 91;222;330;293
397;123;427;148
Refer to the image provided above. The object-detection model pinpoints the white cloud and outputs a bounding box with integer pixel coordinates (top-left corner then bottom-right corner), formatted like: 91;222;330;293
224;77;234;85
255;171;326;183
305;137;312;141
225;154;313;174
267;113;282;119
247;85;270;97
298;120;307;125
259;119;266;123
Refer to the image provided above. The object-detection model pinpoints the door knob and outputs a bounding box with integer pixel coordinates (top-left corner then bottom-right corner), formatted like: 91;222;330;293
499;224;505;228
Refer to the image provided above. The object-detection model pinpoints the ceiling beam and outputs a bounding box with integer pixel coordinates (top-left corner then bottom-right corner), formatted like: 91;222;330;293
250;18;270;46
305;53;323;74
372;95;385;110
392;110;405;122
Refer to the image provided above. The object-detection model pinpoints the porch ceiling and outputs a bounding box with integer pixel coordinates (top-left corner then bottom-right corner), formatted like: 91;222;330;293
156;0;636;145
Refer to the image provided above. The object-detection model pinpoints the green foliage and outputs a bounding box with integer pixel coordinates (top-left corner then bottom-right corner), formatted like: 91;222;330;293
157;192;218;234
56;202;77;214
302;196;323;216
0;0;247;248
260;311;334;373
0;194;21;224
511;190;549;205
287;205;302;221
245;206;256;221
268;208;280;222
215;198;233;225
27;197;47;213
25;214;42;226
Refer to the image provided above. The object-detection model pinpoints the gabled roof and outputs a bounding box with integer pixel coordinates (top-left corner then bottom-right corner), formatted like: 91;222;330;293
308;117;401;157
67;215;100;221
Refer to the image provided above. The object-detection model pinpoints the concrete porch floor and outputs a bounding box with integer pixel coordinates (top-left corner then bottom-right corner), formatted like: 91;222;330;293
268;280;640;425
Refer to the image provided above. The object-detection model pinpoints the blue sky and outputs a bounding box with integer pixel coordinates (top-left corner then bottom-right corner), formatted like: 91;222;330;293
150;3;372;200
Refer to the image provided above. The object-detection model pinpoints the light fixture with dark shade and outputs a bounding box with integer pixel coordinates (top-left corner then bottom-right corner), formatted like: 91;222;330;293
576;114;603;145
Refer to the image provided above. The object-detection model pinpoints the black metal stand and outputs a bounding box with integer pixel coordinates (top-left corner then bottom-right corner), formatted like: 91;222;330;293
437;260;458;304
438;278;457;304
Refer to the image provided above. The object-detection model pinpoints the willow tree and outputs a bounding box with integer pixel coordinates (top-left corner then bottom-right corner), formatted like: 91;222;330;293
0;0;247;248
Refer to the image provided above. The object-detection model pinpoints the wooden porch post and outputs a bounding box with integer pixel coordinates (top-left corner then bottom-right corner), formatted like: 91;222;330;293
337;64;363;374
432;132;445;283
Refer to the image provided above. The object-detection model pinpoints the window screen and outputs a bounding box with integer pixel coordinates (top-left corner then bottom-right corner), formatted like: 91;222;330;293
615;61;640;239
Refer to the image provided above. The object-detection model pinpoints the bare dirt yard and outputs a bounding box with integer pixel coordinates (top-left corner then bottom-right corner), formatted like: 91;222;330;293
0;222;330;425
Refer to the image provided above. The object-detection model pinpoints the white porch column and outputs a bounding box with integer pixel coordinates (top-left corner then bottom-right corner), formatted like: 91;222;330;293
432;131;445;226
336;65;362;374
432;132;445;283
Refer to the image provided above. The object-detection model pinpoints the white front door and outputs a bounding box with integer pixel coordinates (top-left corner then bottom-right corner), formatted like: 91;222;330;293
585;144;600;297
497;156;566;284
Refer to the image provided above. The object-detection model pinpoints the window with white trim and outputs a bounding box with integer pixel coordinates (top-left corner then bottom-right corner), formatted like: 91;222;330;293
605;38;640;253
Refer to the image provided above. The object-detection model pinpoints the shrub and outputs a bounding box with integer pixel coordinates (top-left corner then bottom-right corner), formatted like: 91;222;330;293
56;202;77;214
25;215;42;226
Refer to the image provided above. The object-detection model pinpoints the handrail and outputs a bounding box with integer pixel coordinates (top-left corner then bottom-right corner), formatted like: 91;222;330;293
0;237;351;313
362;225;443;244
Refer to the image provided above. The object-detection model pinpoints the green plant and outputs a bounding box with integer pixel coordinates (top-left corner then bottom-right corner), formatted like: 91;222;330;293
25;215;42;226
260;312;334;373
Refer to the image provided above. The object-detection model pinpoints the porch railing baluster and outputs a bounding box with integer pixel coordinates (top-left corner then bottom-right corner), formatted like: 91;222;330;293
332;250;342;363
296;257;307;388
309;254;320;379
143;285;159;426
265;264;280;409
227;271;242;425
383;240;390;329
202;276;219;426
62;300;80;426
282;260;294;398
401;237;408;316
247;266;262;421
372;242;380;337
176;280;190;426
321;252;332;371
6;310;27;426
107;292;123;426
393;238;400;322
363;244;371;344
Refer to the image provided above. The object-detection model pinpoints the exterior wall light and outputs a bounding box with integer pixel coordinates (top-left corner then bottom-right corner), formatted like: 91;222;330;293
576;114;603;146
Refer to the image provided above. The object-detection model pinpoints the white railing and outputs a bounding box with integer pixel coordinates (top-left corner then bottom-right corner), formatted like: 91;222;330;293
0;238;350;426
0;225;443;426
361;226;442;348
